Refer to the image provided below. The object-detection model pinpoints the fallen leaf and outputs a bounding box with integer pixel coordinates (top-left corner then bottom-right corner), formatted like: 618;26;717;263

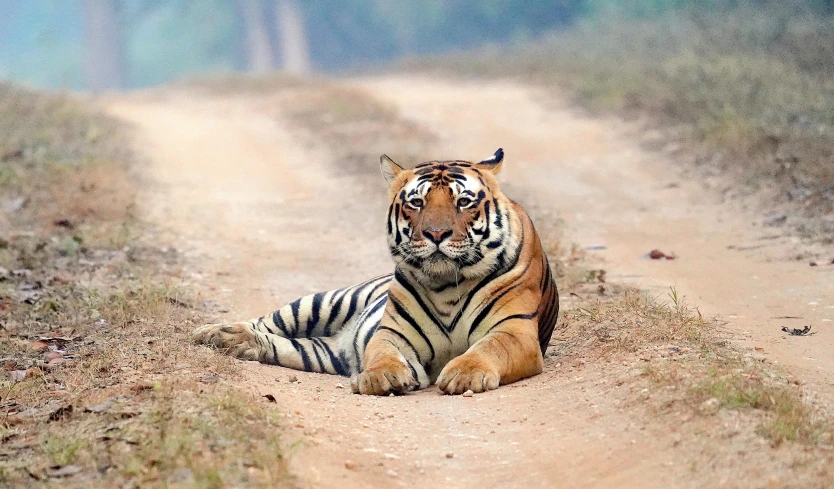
781;325;814;336
53;219;74;229
263;394;277;403
30;341;49;352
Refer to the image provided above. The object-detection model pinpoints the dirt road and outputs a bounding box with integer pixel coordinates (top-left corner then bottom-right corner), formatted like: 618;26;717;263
105;77;833;488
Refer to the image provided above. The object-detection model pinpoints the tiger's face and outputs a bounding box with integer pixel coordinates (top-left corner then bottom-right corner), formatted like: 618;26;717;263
381;149;512;282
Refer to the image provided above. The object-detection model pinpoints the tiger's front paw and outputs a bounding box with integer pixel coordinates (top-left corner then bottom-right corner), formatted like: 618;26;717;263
192;322;263;361
350;359;416;396
436;353;500;395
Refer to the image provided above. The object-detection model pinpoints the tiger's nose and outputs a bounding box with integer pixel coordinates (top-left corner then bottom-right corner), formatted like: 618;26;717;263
423;228;453;244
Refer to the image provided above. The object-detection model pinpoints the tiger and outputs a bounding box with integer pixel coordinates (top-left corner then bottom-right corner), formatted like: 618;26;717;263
192;148;559;395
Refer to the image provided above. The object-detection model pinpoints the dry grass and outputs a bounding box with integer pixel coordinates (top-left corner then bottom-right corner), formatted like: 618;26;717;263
403;4;834;238
549;275;833;453
0;83;294;488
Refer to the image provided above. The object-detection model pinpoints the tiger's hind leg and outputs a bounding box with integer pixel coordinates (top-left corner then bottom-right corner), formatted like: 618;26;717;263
193;321;357;375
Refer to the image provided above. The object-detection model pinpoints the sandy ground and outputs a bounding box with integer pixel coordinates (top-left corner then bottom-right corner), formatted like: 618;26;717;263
104;77;833;488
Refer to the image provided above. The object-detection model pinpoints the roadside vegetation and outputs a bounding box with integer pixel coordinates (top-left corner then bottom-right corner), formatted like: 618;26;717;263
405;2;834;238
0;84;292;488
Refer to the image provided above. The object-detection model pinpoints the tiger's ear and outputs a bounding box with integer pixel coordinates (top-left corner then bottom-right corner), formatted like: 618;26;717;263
475;148;504;174
380;154;404;185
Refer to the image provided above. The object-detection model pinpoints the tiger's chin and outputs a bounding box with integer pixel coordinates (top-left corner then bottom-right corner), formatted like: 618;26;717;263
419;253;461;280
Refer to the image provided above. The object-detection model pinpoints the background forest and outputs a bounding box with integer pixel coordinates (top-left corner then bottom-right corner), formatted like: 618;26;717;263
3;0;832;91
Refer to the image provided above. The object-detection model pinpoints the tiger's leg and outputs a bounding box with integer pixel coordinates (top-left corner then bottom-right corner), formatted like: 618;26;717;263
436;316;543;395
192;293;431;384
193;321;357;374
350;326;431;396
196;274;392;340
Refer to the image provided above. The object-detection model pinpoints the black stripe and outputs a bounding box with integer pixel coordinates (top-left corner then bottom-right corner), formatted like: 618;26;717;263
393;203;402;245
362;321;378;348
323;286;352;336
467;282;523;338
485;239;502;249
363;277;392;306
317;338;348;376
394;270;449;336
485;312;537;335
269;340;279;364
406;361;418;383
386;204;394;235
493;199;504;228
308;339;326;372
377;326;421;361
272;310;290;336
290;299;301;336
353;296;387;363
389;298;436;361
305;292;324;337
289;338;312;371
450;224;525;331
366;294;389;317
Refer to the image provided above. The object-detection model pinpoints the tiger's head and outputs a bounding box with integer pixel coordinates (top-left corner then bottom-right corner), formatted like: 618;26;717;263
380;149;516;283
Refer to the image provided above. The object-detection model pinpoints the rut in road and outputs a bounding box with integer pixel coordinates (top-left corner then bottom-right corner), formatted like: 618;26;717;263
103;79;833;489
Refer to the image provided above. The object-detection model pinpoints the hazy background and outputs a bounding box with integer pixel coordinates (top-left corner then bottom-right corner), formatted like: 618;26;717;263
5;0;831;92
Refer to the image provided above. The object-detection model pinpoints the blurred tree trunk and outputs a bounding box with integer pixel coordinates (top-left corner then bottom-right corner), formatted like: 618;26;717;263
275;0;310;75
82;0;124;91
239;0;275;72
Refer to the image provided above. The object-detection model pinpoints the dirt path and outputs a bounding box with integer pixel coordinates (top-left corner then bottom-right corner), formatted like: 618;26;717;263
103;79;833;488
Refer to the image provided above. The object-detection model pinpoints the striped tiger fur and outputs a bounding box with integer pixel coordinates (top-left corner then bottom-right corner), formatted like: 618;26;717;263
192;148;559;395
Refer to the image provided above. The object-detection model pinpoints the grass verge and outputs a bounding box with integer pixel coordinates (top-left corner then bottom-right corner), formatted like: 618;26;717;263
0;83;293;488
552;276;833;448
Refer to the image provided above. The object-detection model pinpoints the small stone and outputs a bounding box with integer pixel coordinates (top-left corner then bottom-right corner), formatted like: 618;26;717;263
699;397;720;415
344;460;357;470
336;383;344;389
288;374;298;383
445;452;454;459
386;469;398;477
384;453;399;460
462;390;474;397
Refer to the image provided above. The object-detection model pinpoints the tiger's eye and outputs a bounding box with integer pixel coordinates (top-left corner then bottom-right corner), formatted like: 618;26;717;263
408;198;424;209
457;197;473;208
